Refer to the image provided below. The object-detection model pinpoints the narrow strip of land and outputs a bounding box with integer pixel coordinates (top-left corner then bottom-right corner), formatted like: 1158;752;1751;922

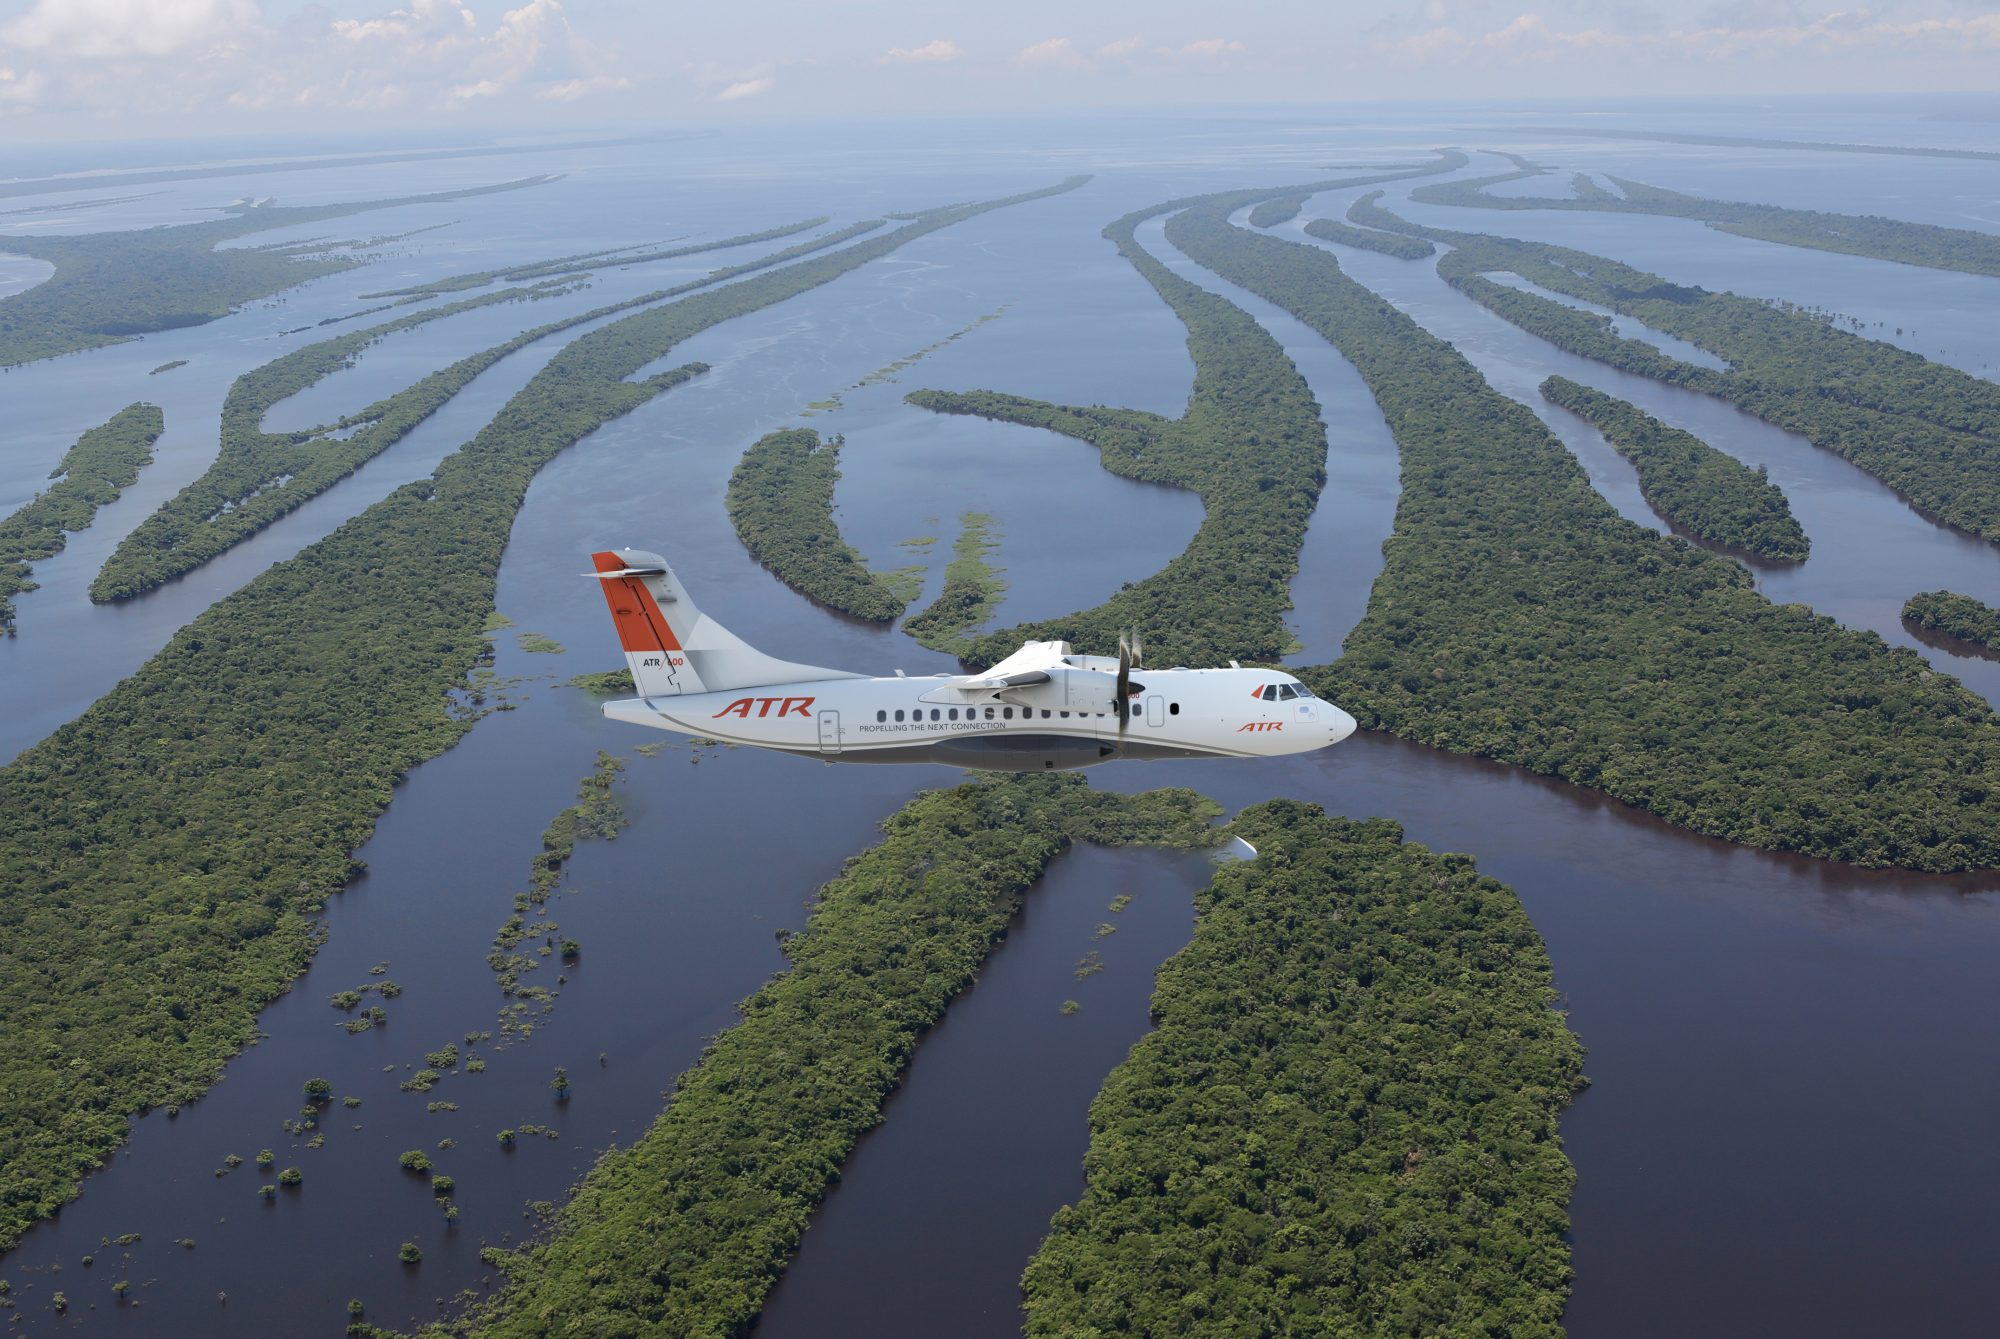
906;211;1326;668
1539;375;1808;561
1411;158;2000;277
1303;214;1435;259
1022;800;1584;1337
1352;193;2000;543
0;403;163;631
360;216;841;300
725;428;911;621
431;775;1220;1338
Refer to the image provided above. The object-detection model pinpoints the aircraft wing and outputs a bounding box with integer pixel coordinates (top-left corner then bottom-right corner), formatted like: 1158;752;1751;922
959;669;1051;691
973;640;1071;680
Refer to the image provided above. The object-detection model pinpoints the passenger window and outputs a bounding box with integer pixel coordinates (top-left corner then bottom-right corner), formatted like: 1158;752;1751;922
1170;702;1180;715
948;708;959;721
1059;711;1069;718
1003;707;1014;720
894;709;905;722
930;709;940;722
984;706;995;719
876;710;886;722
1042;710;1051;718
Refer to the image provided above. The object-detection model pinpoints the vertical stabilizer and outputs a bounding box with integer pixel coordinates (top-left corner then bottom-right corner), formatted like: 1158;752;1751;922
589;548;864;695
592;550;707;696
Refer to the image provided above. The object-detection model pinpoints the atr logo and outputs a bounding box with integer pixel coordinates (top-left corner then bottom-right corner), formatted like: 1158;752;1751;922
713;696;815;719
1237;720;1284;733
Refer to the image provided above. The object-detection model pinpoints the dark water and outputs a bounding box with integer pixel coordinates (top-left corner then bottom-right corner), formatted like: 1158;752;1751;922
757;843;1217;1338
4;109;2000;1337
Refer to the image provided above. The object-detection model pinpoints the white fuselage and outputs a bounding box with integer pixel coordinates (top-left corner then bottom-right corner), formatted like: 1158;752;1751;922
603;662;1357;770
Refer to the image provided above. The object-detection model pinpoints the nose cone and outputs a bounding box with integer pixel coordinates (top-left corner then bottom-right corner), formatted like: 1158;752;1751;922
1326;704;1358;746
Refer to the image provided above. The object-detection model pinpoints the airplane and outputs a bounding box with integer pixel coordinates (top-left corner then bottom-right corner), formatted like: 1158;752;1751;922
589;547;1359;770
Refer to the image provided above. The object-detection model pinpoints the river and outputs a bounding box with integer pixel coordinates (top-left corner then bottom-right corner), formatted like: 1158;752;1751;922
3;106;1998;1337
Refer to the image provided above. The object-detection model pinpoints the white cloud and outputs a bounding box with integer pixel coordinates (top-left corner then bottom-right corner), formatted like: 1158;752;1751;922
1390;9;2000;62
0;63;46;103
4;0;631;119
1179;38;1247;56
332;0;475;45
1017;36;1093;70
717;75;774;101
1098;34;1144;57
884;38;961;63
3;0;258;60
537;73;629;101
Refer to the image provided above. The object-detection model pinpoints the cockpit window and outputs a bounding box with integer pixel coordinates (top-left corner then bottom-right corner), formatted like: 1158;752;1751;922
1278;684;1299;700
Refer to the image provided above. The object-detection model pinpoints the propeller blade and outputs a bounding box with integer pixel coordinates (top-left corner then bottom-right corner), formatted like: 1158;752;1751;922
1116;636;1132;729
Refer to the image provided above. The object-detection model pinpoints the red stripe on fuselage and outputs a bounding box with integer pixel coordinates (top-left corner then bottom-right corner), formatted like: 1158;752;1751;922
592;551;683;653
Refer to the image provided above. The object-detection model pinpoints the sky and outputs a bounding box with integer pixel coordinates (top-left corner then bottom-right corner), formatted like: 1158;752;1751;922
0;0;1996;142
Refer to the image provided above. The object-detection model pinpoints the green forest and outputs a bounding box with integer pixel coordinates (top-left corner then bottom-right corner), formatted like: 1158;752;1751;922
1539;375;1809;560
907;212;1327;669
1410;159;2000;277
360;215;840;300
0;402;162;631
1302;215;1436;259
0;176;1085;1254
1902;590;2000;653
93;218;893;599
424;776;1220;1339
1246;195;1307;228
0;176;555;368
1022;801;1585;1337
1347;193;2000;545
724;428;911;621
1163;201;2000;870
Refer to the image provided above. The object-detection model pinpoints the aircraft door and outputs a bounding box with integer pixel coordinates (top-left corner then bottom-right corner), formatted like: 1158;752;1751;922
817;709;842;756
1146;694;1165;728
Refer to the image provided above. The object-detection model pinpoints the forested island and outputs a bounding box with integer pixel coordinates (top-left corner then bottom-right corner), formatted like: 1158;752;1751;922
906;210;1327;669
419;775;1220;1338
0;176;556;367
1410;159;2000;278
0;176;1086;1254
360;215;840;300
1246;194;1307;228
1303;213;1436;259
1539;375;1809;560
724;427;911;621
1902;590;2000;654
1162;198;2000;870
0;402;163;632
1347;194;2000;544
1022;801;1584;1337
92;219;891;599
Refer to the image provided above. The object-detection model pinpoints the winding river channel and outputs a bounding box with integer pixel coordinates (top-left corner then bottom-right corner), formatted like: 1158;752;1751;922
3;109;1998;1337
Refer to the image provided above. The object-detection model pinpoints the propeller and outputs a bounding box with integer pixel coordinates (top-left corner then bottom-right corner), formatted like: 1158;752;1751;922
1115;630;1143;730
